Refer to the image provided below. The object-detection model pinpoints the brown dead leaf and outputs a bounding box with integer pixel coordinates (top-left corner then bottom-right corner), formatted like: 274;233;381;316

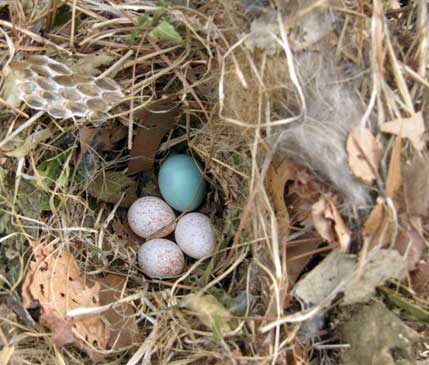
266;158;295;241
98;274;141;350
404;155;429;216
386;135;402;199
266;158;323;284
362;201;393;247
347;127;383;185
388;0;401;9
288;167;323;226
128;102;181;174
22;241;109;359
311;194;351;252
381;112;426;152
362;136;402;248
410;262;429;298
78;126;96;156
286;239;321;284
87;171;138;208
98;123;128;152
394;216;425;271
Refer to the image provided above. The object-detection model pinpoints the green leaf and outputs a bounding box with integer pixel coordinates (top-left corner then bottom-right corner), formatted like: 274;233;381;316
87;171;138;207
35;150;71;190
137;14;151;27
149;19;183;44
127;14;152;45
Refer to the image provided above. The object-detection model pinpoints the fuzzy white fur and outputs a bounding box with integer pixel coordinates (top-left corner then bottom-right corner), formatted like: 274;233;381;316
275;51;370;208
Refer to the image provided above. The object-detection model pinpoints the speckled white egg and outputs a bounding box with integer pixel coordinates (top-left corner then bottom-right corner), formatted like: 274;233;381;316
138;239;185;278
127;196;176;239
175;213;216;259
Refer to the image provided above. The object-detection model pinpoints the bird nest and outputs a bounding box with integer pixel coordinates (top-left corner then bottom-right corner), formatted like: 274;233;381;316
0;0;427;364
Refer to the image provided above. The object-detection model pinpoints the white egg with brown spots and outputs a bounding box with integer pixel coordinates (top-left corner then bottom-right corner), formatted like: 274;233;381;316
127;196;175;239
138;239;185;278
175;213;216;259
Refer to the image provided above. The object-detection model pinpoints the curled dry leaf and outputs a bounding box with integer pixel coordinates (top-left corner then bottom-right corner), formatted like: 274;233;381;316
410;262;429;298
87;171;138;208
362;201;393;247
78;126;96;157
21;241;109;359
404;155;429;216
128;102;180;175
380;112;426;152
311;194;351;252
266;158;321;284
385;135;402;199
266;158;293;242
363;136;402;248
346;127;383;185
98;274;141;350
393;216;425;271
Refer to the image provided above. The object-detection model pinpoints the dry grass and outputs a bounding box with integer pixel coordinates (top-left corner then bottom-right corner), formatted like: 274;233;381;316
0;0;427;364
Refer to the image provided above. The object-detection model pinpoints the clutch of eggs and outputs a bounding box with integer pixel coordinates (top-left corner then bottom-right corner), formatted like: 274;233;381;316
128;196;216;278
6;55;123;122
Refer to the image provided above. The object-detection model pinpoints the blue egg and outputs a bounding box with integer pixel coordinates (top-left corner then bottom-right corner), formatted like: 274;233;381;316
158;154;207;212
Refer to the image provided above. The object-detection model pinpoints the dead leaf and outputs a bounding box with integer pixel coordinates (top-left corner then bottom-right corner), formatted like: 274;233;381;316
128;102;180;175
362;198;396;248
381;112;426;152
356;131;405;262
78;126;96;157
292;250;355;306
388;0;401;9
394;216;425;271
286;239;321;284
67;52;114;76
343;249;407;305
311;195;351;252
1;69;22;108
98;274;141;350
339;301;419;365
97;123;128;152
3;129;53;158
404;155;429;216
410;262;429;298
87;171;138;208
266;158;294;242
292;249;407;306
21;241;110;359
266;158;322;283
347;127;383;185
183;294;232;338
386;135;402;199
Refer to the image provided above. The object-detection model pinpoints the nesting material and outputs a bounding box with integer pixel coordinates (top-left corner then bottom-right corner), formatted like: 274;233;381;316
7;55;123;120
275;50;370;208
221;5;370;208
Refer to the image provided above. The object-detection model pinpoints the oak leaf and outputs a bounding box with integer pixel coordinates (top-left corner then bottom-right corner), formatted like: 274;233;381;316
312;195;351;252
346;127;383;185
380;112;426;152
22;241;110;359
